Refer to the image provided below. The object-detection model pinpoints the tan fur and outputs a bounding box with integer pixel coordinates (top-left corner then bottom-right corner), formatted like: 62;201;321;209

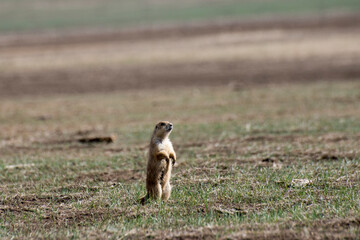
141;121;176;203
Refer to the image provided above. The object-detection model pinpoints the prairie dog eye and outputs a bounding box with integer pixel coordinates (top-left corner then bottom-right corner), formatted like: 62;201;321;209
160;123;166;127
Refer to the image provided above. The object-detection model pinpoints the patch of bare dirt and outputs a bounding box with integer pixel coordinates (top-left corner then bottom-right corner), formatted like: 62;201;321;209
123;218;360;240
75;169;144;183
0;193;88;208
182;134;360;166
1;58;360;98
252;151;359;166
1;206;123;228
40;208;122;227
2;202;159;230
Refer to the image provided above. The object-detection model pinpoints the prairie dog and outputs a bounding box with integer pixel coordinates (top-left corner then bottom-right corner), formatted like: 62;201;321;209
141;121;176;203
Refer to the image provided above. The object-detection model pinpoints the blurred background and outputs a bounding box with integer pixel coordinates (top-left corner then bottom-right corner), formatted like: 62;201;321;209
1;0;360;97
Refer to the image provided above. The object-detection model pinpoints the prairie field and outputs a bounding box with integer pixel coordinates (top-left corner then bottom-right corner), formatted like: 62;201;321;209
0;1;360;239
1;80;360;239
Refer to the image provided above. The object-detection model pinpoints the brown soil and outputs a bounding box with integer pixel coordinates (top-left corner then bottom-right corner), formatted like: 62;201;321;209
75;169;144;183
2;58;359;98
176;134;360;166
0;194;156;229
123;218;360;240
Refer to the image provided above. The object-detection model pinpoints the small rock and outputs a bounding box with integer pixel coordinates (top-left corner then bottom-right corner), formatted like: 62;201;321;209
4;163;35;170
291;179;312;187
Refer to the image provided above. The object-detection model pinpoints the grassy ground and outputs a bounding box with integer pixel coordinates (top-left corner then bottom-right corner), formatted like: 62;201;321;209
1;0;360;32
1;81;360;239
1;2;360;238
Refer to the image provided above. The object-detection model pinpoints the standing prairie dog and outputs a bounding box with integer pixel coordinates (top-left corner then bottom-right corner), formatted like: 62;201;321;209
142;121;176;203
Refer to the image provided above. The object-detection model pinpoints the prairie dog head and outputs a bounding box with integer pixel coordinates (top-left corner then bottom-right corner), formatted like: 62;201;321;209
153;121;173;139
